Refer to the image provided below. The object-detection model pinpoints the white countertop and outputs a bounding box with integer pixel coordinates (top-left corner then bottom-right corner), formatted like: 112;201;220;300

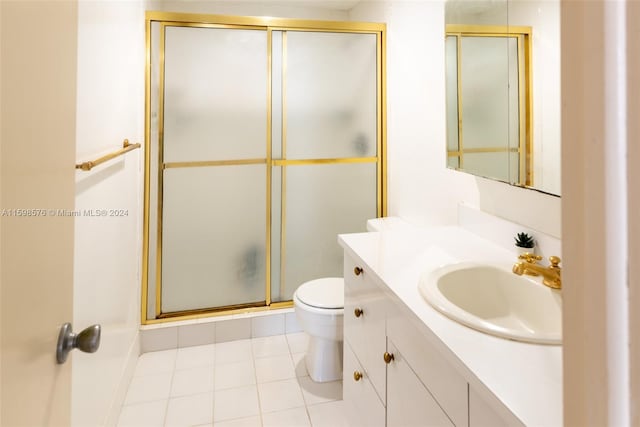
338;226;562;427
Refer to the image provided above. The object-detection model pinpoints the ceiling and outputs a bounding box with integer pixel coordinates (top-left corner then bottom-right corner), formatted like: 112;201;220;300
247;0;362;11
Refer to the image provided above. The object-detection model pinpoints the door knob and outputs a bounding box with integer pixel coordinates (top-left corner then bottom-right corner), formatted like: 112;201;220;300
383;352;395;364
56;322;101;364
354;266;363;276
354;308;364;317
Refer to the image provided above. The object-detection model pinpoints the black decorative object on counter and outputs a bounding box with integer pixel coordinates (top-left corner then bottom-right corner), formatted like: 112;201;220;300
514;232;535;249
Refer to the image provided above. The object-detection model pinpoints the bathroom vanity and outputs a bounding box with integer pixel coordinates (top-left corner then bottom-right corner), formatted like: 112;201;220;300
339;225;562;427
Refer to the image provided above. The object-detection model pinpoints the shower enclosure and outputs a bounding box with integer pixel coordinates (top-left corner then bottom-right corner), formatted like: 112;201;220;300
142;12;386;322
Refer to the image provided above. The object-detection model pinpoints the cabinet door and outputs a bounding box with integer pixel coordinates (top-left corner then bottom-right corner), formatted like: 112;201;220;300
387;303;469;426
343;341;385;427
387;340;455;427
344;253;387;402
469;386;525;427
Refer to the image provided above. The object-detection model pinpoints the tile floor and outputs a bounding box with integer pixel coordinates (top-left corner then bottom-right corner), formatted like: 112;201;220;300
117;333;347;427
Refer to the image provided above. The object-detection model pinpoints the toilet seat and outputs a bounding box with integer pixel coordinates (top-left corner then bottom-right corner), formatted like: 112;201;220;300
295;277;344;309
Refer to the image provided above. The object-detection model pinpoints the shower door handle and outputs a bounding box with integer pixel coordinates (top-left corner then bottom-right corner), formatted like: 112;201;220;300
56;322;101;364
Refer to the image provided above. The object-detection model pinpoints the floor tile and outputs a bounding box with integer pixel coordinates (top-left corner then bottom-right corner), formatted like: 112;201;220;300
213;416;262;427
215;359;256;390
297;376;342;406
121;333;347;427
285;333;309;354
255;354;296;383
134;349;177;376
175;344;215;370
216;339;254;365
262;407;311;427
307;400;348;427
165;392;214;427
213;385;260;422
257;378;305;414
252;335;290;358
117;400;167;427
124;372;172;404
291;353;308;377
171;366;215;397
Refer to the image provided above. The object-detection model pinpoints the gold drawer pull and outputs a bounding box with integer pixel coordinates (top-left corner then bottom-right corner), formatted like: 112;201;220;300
354;308;364;318
353;371;363;381
354;266;363;276
383;352;395;364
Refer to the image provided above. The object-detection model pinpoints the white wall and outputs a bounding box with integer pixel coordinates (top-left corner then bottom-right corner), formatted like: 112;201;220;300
349;0;561;238
152;0;349;20
73;1;146;425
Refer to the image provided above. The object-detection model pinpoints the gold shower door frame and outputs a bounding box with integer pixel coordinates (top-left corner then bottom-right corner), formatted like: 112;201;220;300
142;11;387;324
445;25;533;187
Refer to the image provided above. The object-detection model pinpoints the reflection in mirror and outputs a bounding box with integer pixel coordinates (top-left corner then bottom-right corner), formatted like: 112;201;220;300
446;25;531;186
444;0;561;196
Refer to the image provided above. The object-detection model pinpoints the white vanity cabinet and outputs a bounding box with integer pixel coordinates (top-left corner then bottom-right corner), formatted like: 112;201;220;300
340;226;562;427
343;251;469;427
343;254;385;427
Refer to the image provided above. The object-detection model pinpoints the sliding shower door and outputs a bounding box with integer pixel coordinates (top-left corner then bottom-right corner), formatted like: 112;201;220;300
158;24;268;314
270;31;379;302
144;13;385;321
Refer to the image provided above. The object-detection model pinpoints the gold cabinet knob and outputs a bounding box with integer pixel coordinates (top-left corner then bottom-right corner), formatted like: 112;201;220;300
354;308;364;318
353;371;363;381
383;352;395;364
354;266;363;276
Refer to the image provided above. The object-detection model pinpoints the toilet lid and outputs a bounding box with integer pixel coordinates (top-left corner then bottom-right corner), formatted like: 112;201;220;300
296;278;344;309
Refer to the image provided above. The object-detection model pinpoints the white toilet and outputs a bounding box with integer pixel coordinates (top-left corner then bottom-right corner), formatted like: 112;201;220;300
293;277;344;383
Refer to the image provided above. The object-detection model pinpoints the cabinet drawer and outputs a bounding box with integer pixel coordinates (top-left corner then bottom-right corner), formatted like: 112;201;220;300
343;341;385;427
388;304;469;427
344;252;387;402
387;340;455;427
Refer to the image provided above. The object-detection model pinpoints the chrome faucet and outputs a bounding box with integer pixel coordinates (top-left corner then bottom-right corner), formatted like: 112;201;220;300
512;254;562;289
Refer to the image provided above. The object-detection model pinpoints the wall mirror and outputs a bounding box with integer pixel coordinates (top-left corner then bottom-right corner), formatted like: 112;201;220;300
445;0;561;196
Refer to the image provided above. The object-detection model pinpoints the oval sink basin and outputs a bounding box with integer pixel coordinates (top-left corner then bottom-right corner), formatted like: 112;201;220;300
419;262;561;344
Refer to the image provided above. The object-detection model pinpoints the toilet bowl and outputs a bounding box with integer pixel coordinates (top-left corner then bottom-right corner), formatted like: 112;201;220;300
293;277;344;383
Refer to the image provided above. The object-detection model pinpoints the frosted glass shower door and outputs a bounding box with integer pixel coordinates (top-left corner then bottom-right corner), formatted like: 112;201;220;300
160;25;268;313
271;31;379;301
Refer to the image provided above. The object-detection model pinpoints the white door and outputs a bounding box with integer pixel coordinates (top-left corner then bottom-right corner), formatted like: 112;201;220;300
1;1;78;425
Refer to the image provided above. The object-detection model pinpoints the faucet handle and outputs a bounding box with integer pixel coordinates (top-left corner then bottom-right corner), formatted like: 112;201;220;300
518;253;542;263
549;256;561;268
